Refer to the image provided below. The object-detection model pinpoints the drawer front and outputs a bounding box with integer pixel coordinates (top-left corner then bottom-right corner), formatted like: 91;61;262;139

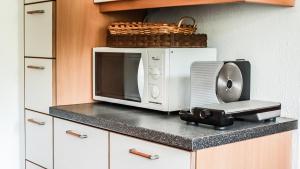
26;110;53;169
25;2;54;58
110;133;192;169
54;118;109;169
26;161;45;169
25;58;55;114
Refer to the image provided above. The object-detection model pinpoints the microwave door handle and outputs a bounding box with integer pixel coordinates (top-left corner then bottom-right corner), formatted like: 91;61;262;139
137;58;145;98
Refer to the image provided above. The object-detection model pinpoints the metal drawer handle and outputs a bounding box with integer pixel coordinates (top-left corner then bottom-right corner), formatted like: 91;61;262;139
27;10;45;14
129;148;159;160
27;119;45;125
27;65;45;70
66;130;88;139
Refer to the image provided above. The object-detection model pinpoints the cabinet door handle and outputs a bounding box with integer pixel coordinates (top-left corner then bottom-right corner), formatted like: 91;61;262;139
27;10;45;14
27;65;45;70
66;130;88;139
129;148;159;160
27;119;45;125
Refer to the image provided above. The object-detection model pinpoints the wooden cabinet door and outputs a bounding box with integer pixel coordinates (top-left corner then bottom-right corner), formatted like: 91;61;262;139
94;0;119;3
25;2;54;58
110;133;192;169
25;110;53;169
196;132;292;169
54;118;109;169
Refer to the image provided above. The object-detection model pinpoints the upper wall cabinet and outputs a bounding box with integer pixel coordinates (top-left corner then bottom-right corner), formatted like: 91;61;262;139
98;0;295;12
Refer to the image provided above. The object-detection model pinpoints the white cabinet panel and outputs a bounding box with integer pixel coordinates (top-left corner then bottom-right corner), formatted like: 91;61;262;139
25;58;55;114
25;2;54;58
110;133;192;169
54;118;109;169
26;110;53;169
26;161;45;169
25;0;50;4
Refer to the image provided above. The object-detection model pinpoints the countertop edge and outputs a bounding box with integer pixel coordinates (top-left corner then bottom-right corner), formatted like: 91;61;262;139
49;107;298;151
50;107;194;151
191;120;298;151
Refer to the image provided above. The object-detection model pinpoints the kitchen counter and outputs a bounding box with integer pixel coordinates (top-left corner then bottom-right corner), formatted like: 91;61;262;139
49;102;297;151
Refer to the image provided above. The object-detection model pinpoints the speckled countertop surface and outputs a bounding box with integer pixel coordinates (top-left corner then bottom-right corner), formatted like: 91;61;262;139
49;102;297;151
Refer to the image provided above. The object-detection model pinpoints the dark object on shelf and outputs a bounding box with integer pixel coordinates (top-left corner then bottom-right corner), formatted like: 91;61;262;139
179;100;281;130
107;33;207;48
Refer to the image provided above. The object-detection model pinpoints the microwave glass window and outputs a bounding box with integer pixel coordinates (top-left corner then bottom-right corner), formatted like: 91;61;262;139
95;52;142;102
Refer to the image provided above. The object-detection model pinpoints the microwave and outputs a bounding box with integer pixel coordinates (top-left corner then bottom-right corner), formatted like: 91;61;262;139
93;47;217;112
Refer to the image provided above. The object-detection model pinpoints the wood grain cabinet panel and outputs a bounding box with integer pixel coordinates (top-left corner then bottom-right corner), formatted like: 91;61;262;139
95;0;119;3
99;0;295;12
196;131;292;169
56;0;145;105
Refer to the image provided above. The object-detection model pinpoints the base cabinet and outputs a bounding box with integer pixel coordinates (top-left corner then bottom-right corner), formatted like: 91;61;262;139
54;118;109;169
110;133;192;169
196;132;292;169
30;117;291;169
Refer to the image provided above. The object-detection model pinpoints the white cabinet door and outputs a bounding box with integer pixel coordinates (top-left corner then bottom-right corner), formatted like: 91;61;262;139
26;110;53;169
26;161;45;169
25;58;55;114
25;2;54;58
54;118;109;169
110;133;192;169
25;0;50;4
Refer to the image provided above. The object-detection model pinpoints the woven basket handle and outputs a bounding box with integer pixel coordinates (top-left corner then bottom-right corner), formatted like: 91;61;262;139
177;16;196;28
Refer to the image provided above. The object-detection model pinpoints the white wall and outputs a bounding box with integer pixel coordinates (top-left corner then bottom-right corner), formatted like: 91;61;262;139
149;3;300;168
0;0;23;169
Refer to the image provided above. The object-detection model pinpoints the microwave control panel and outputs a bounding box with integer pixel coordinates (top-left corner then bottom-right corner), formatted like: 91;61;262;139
147;50;165;104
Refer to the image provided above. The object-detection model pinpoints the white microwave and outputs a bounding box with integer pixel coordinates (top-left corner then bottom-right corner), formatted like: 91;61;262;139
93;47;217;112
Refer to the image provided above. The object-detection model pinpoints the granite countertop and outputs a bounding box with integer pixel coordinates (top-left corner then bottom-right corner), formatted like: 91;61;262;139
49;102;297;151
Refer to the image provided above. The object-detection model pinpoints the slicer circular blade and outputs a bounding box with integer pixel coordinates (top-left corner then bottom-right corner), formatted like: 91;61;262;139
216;62;243;103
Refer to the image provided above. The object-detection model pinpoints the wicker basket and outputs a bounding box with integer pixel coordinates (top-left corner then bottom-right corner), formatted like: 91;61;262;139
108;16;197;35
107;33;207;48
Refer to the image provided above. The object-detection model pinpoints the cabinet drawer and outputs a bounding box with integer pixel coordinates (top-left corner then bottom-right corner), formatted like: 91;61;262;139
54;118;109;169
110;133;192;169
26;161;45;169
25;58;55;114
26;110;53;169
25;2;55;58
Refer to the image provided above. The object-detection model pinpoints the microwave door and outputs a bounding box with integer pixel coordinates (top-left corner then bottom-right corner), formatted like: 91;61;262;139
124;54;141;102
94;52;142;102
